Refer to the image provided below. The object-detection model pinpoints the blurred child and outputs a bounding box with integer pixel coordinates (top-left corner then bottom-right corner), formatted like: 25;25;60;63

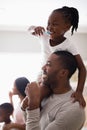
0;102;15;130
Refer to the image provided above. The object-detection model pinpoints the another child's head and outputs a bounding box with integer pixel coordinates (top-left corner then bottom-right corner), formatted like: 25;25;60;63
0;103;14;123
12;77;30;98
47;6;79;40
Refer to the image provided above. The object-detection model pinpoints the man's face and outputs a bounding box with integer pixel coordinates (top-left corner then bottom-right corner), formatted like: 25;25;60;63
42;54;63;86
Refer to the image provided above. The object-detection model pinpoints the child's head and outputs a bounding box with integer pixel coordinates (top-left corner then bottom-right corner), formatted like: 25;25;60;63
12;77;30;98
0;103;14;123
47;6;79;39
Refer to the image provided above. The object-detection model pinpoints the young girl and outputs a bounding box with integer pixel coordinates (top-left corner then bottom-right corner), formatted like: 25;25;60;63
28;6;86;107
8;77;30;130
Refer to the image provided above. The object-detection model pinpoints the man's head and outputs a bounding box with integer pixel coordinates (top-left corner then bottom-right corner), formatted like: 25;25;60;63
42;51;77;88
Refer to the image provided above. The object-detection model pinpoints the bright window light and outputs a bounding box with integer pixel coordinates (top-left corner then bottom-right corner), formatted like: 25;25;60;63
0;0;87;29
0;53;42;104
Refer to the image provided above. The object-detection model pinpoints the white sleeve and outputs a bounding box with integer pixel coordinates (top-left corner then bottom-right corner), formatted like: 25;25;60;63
39;34;51;66
26;108;41;130
67;42;79;55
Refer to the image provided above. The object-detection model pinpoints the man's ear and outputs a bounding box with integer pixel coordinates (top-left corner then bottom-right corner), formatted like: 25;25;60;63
60;69;69;77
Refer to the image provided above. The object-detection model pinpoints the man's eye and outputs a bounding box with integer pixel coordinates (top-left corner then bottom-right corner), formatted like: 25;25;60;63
53;23;59;26
46;62;51;66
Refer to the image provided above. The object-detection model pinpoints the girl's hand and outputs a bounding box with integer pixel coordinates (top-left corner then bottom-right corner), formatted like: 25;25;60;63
9;91;13;98
71;91;86;107
28;26;45;36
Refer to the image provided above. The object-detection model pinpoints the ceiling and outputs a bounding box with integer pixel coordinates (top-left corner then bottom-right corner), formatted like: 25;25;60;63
0;0;87;33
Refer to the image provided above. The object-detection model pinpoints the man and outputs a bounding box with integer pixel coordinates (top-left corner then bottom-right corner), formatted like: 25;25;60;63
22;51;85;130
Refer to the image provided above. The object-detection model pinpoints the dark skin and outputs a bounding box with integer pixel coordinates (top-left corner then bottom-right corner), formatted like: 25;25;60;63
28;11;86;107
23;54;73;110
22;82;51;111
0;108;25;130
3;123;25;130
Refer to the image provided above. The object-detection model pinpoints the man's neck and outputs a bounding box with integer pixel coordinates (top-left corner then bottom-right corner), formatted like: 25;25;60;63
51;81;71;94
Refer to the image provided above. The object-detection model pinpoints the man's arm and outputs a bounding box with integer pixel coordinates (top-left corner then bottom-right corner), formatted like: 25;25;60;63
25;82;41;130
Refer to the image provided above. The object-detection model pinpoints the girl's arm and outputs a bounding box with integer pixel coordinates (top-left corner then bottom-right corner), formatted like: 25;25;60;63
71;54;86;107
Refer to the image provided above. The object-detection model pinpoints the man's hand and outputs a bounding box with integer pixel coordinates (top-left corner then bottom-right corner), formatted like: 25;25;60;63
21;96;29;111
3;124;11;130
25;82;41;110
71;91;86;107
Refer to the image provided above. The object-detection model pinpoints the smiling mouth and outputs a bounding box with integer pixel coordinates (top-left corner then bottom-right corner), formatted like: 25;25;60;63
46;31;53;35
42;74;48;81
42;74;47;78
47;31;52;34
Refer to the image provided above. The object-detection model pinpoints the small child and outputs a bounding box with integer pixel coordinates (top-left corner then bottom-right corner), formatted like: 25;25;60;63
28;6;86;107
0;102;15;130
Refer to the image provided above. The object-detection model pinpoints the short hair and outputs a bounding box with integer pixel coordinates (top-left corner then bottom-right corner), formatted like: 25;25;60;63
53;50;77;78
15;77;30;97
0;103;14;115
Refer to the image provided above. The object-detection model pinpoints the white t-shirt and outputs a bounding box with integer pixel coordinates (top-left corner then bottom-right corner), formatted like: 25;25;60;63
39;33;79;65
13;103;25;124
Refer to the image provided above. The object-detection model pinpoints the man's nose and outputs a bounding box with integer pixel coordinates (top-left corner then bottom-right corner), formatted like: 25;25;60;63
42;64;46;71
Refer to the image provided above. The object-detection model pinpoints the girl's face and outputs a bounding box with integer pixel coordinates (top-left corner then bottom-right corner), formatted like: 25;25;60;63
12;82;19;95
47;11;70;40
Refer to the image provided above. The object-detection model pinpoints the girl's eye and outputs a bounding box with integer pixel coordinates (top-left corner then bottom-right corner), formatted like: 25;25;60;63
53;23;59;26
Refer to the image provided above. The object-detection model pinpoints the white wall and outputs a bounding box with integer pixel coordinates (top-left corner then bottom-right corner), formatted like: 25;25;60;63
69;33;87;61
0;30;87;60
0;31;41;53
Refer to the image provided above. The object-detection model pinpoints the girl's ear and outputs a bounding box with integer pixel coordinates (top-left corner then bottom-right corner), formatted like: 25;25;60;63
65;23;71;31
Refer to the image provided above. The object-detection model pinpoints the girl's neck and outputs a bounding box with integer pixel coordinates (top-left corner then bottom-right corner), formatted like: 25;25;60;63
49;37;66;46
